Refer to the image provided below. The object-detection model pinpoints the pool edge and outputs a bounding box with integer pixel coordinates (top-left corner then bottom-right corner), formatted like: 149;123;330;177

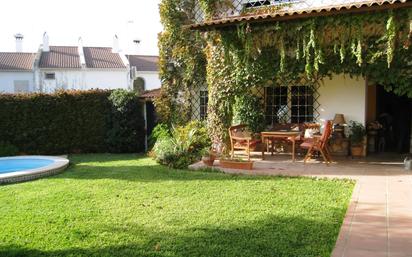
0;156;69;185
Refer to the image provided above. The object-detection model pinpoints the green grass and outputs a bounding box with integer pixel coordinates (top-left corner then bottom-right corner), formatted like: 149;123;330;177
0;154;354;257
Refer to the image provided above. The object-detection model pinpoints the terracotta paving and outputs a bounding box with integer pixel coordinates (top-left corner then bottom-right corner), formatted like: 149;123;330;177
190;153;412;257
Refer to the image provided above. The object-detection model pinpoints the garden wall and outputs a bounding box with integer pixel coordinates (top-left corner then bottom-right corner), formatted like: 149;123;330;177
0;90;145;155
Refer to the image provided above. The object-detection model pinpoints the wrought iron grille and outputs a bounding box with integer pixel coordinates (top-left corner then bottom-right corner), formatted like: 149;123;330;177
199;90;209;120
261;83;320;125
188;82;320;125
188;88;209;121
192;0;304;24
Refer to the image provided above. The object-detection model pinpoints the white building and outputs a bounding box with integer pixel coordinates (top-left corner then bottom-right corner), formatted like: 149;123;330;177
0;52;36;93
0;33;161;94
0;34;36;93
37;34;129;92
127;55;160;91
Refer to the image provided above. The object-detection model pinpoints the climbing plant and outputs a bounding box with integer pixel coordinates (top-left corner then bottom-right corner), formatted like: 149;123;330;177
159;1;412;146
156;0;207;125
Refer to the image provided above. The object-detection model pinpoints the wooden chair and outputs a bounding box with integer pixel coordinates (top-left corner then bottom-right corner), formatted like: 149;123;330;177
300;120;333;165
229;125;261;161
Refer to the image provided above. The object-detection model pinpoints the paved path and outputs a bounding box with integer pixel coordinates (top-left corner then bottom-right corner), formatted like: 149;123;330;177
190;158;412;257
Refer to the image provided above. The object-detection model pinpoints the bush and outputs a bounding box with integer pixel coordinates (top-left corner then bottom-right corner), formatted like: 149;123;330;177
106;89;145;153
349;121;366;146
148;123;170;149
152;121;211;169
0;142;19;157
0;90;145;154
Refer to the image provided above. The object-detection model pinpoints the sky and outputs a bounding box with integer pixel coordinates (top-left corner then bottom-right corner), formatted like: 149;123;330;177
0;0;163;55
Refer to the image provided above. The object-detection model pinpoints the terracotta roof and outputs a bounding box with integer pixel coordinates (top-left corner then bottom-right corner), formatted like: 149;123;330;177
0;53;36;71
83;47;126;69
127;55;159;72
190;0;410;29
39;46;81;69
140;88;161;99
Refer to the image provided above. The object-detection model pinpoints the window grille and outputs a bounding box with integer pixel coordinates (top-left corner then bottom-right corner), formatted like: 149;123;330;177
199;90;209;120
265;84;319;125
245;0;300;8
192;0;303;24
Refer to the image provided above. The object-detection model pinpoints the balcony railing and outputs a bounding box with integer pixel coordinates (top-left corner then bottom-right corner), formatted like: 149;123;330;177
192;0;303;25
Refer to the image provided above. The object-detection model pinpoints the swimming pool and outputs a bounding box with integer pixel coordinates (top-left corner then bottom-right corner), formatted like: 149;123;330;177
0;156;69;184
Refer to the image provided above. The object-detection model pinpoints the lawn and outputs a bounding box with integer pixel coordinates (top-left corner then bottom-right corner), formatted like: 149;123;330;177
0;154;353;257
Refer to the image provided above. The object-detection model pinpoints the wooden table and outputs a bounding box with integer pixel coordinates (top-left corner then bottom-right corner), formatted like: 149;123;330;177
261;131;301;162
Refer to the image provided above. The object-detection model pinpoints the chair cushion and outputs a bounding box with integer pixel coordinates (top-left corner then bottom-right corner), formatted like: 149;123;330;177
235;139;261;147
287;135;302;141
300;142;314;149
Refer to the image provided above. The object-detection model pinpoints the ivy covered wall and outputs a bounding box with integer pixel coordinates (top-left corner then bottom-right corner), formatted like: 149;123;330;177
158;0;412;147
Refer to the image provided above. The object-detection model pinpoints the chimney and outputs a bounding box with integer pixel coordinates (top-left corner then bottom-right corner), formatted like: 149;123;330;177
112;35;119;53
78;37;86;67
43;32;50;52
15;33;24;52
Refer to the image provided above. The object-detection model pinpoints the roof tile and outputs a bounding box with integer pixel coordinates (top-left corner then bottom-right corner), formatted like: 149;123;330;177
0;53;36;71
190;0;409;29
39;46;81;69
83;47;126;69
127;55;159;72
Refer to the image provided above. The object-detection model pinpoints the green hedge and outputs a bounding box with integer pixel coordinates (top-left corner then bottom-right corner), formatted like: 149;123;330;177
0;90;145;154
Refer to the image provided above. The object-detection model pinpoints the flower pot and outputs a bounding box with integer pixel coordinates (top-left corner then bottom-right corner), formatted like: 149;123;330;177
202;156;215;166
351;146;363;157
220;159;254;170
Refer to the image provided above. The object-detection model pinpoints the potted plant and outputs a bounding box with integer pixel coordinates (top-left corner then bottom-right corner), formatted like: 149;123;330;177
219;155;254;170
349;121;367;157
201;148;216;167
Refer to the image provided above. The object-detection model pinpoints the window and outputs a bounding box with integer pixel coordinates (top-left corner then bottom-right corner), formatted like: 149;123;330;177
265;84;317;125
14;80;29;93
133;77;145;93
199;90;208;120
45;73;55;80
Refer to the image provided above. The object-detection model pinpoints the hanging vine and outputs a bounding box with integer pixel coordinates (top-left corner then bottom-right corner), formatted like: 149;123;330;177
160;1;412;144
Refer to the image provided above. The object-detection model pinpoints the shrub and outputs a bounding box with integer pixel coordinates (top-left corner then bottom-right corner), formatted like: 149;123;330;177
152;121;211;169
349;121;366;146
0;142;19;157
148;123;171;149
0;90;145;154
106;89;145;153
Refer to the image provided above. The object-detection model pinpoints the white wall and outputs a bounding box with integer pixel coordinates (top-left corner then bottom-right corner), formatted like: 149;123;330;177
39;69;129;92
135;71;160;90
318;74;366;125
0;71;34;93
84;70;129;90
40;70;84;92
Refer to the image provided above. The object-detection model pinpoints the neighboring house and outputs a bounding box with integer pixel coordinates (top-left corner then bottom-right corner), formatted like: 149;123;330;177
127;55;161;91
185;0;412;153
0;33;161;93
37;34;129;92
0;52;36;93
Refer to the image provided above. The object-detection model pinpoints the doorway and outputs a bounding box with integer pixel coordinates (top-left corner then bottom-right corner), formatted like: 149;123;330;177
375;86;412;153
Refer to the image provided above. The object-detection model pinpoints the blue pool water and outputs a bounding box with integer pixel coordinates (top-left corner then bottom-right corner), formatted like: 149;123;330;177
0;158;54;174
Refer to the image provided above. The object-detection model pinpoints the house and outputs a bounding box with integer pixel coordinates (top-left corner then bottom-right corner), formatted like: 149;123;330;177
0;33;161;93
0;52;36;93
37;34;129;92
127;55;161;91
167;0;412;153
0;35;36;93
